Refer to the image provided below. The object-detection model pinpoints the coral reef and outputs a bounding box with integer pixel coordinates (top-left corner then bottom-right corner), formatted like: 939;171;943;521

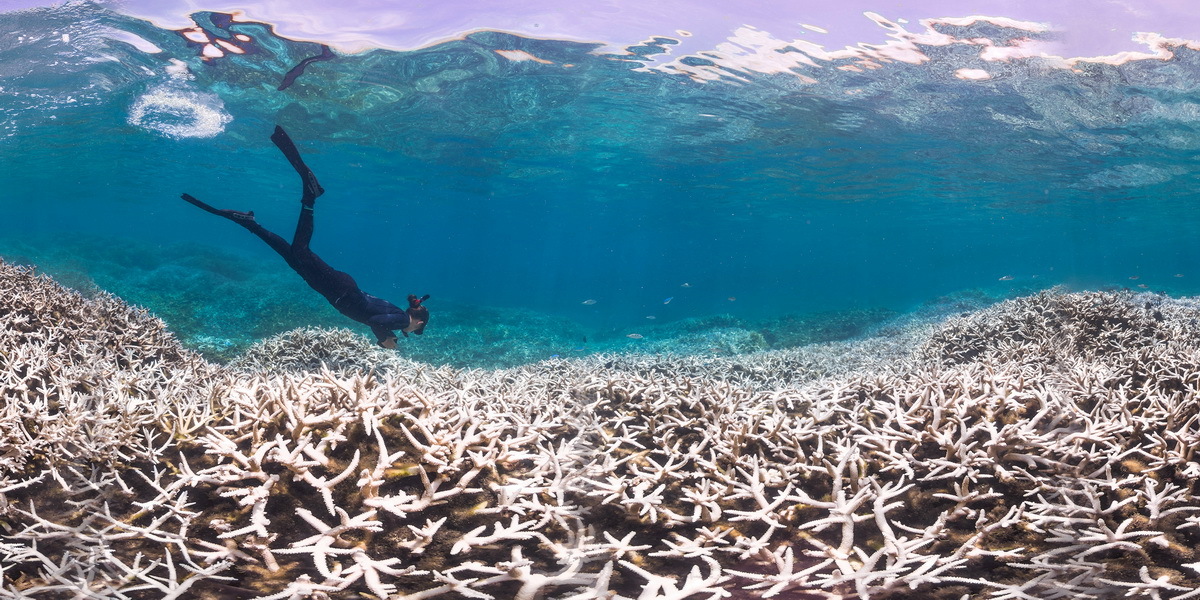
920;288;1200;364
4;259;1200;599
756;308;898;350
399;304;590;369
1;236;606;368
0;261;220;477
0;236;344;363
227;326;421;376
0;237;933;369
0;238;912;369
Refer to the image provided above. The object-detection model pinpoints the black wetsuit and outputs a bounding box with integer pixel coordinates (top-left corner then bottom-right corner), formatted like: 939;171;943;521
182;126;411;346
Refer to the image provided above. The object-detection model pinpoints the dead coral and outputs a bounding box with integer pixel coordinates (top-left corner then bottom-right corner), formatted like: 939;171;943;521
0;260;219;474
3;261;1200;600
919;288;1200;365
0;259;227;597
228;326;409;376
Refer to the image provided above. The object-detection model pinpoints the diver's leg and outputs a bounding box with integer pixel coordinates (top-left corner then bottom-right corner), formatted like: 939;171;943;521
181;193;292;258
288;246;362;307
292;203;315;251
265;127;363;305
270;125;324;206
285;202;353;292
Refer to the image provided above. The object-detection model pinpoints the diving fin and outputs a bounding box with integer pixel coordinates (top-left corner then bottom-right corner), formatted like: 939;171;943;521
270;125;325;203
278;44;335;91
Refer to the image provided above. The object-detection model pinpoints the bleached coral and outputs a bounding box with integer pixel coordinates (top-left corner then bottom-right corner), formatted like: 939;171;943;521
3;259;1200;599
920;287;1200;363
227;326;416;376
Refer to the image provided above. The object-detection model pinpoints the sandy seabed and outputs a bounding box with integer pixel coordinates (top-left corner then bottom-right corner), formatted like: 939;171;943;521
2;258;1199;600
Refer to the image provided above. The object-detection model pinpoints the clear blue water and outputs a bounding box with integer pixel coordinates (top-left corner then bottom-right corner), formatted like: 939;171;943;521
4;3;1200;365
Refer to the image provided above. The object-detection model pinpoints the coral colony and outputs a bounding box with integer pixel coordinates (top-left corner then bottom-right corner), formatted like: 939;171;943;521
3;256;1200;599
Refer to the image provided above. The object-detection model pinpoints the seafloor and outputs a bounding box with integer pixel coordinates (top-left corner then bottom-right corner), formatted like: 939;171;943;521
2;257;1199;600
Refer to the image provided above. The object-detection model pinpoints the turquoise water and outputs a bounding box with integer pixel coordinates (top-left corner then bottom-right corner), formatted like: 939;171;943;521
4;3;1200;366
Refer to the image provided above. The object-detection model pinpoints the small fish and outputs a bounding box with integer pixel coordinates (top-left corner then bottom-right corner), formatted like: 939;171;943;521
1129;275;1140;280
727;296;736;302
581;299;597;305
998;275;1014;281
626;333;644;339
550;354;560;358
1138;284;1148;289
646;315;657;319
680;282;692;288
663;297;673;304
1176;273;1185;278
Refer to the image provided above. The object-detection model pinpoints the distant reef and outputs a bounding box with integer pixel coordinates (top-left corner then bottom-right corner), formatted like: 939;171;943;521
3;257;1200;599
0;237;898;368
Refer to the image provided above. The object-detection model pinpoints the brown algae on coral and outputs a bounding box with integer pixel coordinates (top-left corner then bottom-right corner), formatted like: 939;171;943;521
2;258;1200;598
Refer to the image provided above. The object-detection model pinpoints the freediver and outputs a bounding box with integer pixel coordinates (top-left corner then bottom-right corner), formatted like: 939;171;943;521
181;125;428;349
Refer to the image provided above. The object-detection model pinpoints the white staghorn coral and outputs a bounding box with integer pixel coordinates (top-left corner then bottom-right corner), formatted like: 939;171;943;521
2;259;1200;599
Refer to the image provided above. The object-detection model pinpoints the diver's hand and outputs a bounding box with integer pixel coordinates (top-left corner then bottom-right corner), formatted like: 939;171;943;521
379;336;398;349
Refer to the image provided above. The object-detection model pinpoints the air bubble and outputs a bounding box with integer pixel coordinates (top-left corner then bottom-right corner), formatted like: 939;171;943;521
127;86;231;139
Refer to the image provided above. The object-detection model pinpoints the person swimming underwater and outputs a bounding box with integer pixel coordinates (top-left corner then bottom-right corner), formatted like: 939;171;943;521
181;125;428;349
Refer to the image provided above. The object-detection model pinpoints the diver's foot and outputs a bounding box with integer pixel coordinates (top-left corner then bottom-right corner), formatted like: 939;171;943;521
220;209;256;223
271;125;325;200
182;194;257;223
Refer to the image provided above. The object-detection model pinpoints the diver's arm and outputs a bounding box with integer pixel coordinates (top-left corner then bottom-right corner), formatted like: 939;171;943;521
370;324;398;348
368;312;409;346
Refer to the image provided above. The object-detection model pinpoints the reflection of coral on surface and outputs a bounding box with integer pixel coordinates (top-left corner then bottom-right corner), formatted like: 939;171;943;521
3;259;1200;599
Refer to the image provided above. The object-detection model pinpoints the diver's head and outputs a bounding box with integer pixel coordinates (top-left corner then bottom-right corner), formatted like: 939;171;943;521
405;294;430;335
